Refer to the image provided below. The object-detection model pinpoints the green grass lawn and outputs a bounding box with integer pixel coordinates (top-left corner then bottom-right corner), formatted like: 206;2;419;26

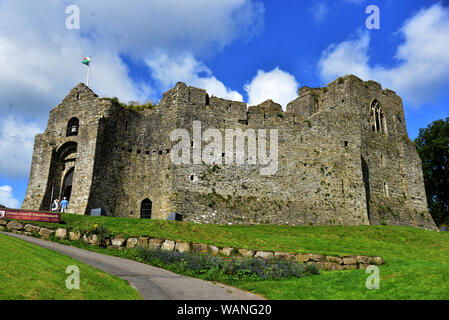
0;233;142;300
16;214;449;299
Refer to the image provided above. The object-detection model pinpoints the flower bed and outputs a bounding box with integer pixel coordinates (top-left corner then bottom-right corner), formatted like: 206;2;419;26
134;247;320;281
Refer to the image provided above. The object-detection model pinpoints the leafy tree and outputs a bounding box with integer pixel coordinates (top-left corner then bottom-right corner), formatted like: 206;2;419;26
414;118;449;226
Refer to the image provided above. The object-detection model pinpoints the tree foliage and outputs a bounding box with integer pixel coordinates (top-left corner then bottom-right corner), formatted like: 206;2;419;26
414;118;449;226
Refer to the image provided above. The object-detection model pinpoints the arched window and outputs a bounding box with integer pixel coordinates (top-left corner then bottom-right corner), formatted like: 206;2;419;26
140;198;152;219
370;100;386;134
66;118;79;137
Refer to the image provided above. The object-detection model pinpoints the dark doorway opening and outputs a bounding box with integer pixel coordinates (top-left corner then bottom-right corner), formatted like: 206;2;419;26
62;167;74;201
361;156;371;223
141;198;152;219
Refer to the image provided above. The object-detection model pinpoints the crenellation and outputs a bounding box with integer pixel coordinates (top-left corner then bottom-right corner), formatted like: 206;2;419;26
21;75;437;230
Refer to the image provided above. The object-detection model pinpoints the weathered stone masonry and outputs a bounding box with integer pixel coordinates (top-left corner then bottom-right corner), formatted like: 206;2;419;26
22;75;437;230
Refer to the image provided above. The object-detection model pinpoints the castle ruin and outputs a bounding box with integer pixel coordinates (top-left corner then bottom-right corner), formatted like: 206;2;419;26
22;75;437;230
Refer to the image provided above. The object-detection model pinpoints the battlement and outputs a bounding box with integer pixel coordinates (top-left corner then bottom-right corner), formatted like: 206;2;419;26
22;75;437;230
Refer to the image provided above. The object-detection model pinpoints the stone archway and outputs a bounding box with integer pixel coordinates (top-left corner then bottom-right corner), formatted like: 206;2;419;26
44;142;77;210
140;198;152;219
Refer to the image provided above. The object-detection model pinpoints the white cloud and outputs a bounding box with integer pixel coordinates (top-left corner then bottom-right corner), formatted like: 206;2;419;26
76;0;264;58
244;67;299;109
310;1;329;23
146;53;243;101
319;31;372;81
0;117;43;179
318;4;449;106
0;0;264;179
0;186;20;209
0;0;263;121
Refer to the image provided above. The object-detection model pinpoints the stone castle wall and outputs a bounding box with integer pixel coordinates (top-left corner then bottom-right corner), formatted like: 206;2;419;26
22;75;437;230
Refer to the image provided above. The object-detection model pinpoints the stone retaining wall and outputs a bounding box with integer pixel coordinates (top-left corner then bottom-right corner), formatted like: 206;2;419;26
0;219;384;271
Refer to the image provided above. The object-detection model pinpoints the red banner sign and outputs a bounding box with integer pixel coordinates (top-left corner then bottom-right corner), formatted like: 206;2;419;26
0;209;60;223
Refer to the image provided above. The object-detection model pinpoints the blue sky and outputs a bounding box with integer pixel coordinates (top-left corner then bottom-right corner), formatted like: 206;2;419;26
0;0;448;207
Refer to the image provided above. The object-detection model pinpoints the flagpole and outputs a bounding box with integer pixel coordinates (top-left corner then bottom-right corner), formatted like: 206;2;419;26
86;57;91;87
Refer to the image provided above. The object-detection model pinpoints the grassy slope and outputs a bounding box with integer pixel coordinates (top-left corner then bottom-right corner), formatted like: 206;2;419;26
0;233;142;300
22;214;449;299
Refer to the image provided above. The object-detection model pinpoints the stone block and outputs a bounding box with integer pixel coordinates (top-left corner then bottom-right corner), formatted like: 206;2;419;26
175;242;191;253
192;243;208;253
254;251;274;259
88;234;98;245
137;237;149;248
372;256;384;265
24;224;40;233
111;237;126;247
321;262;333;270
0;219;7;226
209;245;220;255
39;228;55;238
356;256;372;264
69;231;81;241
55;228;67;239
309;254;325;262
343;256;357;265
126;238;138;248
274;252;294;260
149;239;163;250
343;265;358;270
295;253;311;262
238;249;255;257
6;220;23;230
325;256;343;264
220;247;234;256
161;240;176;251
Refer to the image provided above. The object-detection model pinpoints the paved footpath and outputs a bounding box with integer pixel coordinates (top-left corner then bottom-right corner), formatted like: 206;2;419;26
1;232;264;300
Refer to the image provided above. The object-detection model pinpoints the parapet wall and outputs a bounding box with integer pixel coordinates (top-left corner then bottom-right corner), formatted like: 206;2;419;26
22;75;438;230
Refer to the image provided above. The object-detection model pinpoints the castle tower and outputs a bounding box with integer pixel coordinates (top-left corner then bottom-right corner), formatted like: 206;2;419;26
22;83;110;214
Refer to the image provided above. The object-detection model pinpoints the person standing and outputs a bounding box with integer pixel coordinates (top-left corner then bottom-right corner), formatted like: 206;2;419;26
60;197;69;213
51;199;59;212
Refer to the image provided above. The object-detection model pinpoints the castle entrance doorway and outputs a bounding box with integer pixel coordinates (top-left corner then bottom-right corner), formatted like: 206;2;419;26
62;167;74;201
141;198;152;219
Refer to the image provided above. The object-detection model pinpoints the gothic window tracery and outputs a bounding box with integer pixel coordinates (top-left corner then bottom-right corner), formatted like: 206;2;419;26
370;100;387;134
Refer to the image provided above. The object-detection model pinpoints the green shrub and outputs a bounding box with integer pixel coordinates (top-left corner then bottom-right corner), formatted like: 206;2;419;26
76;223;111;247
